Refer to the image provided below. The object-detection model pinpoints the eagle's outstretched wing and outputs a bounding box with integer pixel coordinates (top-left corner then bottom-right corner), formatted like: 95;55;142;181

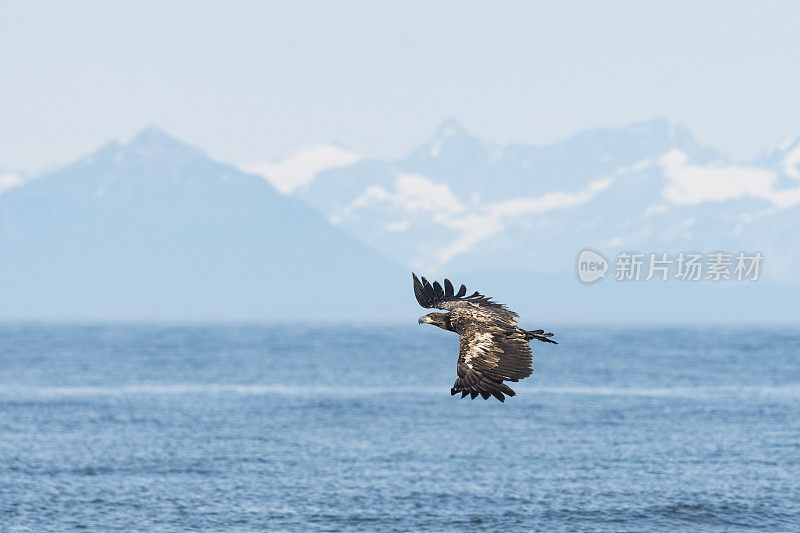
449;308;532;402
412;272;517;322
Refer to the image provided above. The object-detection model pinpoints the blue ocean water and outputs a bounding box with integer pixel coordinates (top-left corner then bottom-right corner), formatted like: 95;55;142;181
1;324;799;532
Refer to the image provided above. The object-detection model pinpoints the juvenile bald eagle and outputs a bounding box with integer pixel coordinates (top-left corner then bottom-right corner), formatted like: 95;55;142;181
414;273;556;402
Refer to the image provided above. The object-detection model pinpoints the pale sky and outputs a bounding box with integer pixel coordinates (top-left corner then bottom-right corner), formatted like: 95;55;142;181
2;0;799;174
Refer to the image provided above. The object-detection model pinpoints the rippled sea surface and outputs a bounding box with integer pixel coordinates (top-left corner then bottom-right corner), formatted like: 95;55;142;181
1;324;799;532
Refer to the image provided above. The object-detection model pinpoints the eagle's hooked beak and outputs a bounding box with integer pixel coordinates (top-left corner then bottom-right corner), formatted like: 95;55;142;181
418;316;430;325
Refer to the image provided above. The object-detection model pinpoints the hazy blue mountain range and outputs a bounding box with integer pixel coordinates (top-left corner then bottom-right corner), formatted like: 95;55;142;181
293;119;800;282
261;118;800;322
1;121;799;322
0;128;410;320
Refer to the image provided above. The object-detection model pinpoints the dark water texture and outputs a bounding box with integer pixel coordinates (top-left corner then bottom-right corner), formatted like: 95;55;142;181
1;324;799;531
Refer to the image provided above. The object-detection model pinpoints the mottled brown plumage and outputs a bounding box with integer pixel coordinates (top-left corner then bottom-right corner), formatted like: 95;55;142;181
414;273;556;402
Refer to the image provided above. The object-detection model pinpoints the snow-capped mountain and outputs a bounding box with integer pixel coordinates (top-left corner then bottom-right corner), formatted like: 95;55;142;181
0;127;409;320
2;121;799;322
251;119;800;284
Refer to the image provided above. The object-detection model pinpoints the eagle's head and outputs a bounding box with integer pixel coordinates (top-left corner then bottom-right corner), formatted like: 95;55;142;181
418;312;450;330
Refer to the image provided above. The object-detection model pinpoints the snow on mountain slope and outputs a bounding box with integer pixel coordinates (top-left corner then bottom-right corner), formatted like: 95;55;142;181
243;144;361;194
257;118;800;279
0;166;24;197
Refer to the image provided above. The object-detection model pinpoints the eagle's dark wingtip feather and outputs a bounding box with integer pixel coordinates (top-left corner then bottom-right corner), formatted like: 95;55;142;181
456;284;467;298
454;384;517;403
412;273;432;308
444;279;454;297
432;281;444;299
421;277;437;303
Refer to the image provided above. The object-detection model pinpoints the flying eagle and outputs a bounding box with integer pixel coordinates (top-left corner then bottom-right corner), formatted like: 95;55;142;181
414;273;556;402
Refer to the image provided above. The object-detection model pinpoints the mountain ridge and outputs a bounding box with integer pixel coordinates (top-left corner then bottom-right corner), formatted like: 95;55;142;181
0;128;412;320
266;118;800;280
2;121;799;322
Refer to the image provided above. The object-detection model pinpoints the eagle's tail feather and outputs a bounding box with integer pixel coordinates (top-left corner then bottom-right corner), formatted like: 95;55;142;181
526;329;558;344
